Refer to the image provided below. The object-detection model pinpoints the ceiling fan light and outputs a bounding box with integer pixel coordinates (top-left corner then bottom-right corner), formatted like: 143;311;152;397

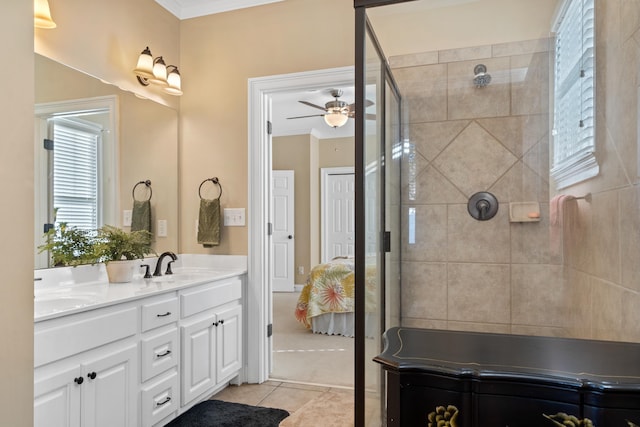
324;111;349;128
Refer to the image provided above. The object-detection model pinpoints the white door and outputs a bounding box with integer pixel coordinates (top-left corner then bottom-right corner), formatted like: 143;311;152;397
322;168;355;263
271;170;295;292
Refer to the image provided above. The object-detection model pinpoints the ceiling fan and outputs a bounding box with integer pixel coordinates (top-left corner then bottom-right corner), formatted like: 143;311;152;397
287;89;375;128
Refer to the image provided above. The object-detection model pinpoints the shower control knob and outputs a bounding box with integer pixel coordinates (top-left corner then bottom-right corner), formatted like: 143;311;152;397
467;192;498;221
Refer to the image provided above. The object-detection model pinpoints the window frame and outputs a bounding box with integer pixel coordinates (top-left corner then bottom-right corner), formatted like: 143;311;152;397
551;0;597;189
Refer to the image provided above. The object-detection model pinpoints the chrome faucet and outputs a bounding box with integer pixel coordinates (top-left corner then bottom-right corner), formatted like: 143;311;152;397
153;251;177;276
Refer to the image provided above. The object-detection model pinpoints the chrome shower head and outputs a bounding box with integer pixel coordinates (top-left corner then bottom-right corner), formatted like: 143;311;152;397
473;64;491;88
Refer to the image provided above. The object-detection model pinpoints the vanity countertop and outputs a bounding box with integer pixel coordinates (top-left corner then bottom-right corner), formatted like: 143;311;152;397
34;254;247;322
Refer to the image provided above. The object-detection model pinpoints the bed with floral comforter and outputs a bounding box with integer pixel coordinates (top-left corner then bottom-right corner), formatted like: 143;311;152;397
294;257;375;336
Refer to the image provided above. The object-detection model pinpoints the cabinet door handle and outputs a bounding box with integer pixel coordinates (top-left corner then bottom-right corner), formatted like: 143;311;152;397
213;321;218;327
87;372;97;380
156;350;172;358
156;397;171;407
156;312;171;317
74;376;84;385
219;319;224;325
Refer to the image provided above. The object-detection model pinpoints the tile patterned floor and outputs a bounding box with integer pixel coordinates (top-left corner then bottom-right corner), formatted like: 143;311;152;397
211;292;356;426
211;380;354;426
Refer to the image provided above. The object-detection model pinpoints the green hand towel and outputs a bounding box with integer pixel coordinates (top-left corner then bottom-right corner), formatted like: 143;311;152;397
197;198;220;247
131;199;152;233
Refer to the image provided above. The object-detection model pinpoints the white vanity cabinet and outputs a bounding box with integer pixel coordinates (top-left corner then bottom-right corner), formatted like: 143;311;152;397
34;304;139;427
179;277;243;407
34;269;245;427
139;294;180;427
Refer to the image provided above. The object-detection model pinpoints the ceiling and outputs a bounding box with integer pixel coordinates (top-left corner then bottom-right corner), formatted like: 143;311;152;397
154;0;284;20
271;86;357;139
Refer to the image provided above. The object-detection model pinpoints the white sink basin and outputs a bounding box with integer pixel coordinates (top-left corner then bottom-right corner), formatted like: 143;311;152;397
35;295;99;312
150;272;213;283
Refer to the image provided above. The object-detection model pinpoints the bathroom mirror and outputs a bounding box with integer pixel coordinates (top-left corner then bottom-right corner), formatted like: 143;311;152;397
34;53;179;269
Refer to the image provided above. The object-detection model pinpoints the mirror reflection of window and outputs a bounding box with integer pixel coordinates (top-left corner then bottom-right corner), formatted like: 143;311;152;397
34;98;117;269
50;117;101;231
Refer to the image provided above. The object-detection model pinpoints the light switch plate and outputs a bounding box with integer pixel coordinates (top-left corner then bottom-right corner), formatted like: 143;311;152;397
157;220;167;237
123;210;132;227
224;208;245;226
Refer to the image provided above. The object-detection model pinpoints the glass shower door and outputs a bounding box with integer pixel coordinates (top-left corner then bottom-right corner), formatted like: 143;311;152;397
355;7;402;426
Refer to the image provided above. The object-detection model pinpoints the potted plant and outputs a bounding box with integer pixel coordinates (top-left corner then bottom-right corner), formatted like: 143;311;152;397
37;223;102;283
95;225;154;283
38;223;99;267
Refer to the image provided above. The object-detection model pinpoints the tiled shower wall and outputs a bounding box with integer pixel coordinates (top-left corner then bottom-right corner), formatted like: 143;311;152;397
559;0;640;343
393;0;640;344
392;38;559;336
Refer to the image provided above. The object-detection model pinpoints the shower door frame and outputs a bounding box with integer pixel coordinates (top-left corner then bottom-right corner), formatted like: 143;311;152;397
355;2;405;425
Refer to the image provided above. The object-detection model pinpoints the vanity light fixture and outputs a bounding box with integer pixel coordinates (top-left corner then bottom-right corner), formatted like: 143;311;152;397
34;0;56;29
133;47;183;96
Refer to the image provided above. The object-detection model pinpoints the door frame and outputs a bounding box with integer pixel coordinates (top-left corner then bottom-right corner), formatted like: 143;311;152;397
247;66;354;383
320;166;355;264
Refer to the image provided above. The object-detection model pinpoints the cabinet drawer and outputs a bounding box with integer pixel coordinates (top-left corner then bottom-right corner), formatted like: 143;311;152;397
476;395;580;427
141;327;179;382
35;305;137;367
180;278;242;318
141;295;178;332
141;371;179;427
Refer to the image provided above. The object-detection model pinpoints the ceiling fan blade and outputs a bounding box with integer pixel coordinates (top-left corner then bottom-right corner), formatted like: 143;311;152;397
299;100;327;111
347;99;374;111
287;114;325;120
346;111;377;120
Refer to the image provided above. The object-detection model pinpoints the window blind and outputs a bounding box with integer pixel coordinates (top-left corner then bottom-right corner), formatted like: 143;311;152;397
51;119;100;231
551;0;597;188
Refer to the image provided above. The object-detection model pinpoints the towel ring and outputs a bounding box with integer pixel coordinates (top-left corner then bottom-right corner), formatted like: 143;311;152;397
132;180;152;202
199;177;222;200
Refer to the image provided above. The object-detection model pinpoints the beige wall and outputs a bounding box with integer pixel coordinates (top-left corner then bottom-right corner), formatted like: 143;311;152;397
35;0;180;108
319;136;355;167
34;0;355;256
558;0;640;342
368;0;559;56
178;0;354;255
1;0;34;424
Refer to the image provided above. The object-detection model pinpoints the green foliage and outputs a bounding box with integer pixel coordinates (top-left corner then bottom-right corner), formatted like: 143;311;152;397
39;224;155;267
38;223;99;267
95;225;154;262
